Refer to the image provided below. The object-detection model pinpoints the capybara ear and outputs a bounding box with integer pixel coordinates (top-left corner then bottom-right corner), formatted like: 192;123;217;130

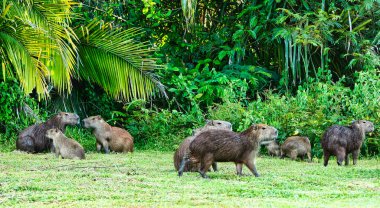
206;119;212;125
96;115;102;120
251;124;258;130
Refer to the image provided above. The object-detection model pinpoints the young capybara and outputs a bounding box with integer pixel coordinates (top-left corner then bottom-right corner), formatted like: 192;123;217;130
16;112;80;153
178;124;278;178
83;115;133;153
280;136;311;162
322;120;374;166
173;120;232;172
266;141;280;157
45;128;85;159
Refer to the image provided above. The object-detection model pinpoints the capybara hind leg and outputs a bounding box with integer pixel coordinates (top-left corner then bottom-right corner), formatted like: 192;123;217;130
16;136;35;153
245;160;259;177
212;162;218;172
199;154;213;178
345;154;349;166
290;150;297;160
307;152;312;163
352;150;359;165
336;147;345;166
235;163;243;176
323;152;330;167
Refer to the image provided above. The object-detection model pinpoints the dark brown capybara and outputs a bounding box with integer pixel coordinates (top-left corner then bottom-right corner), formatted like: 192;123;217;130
322;120;374;166
178;124;278;178
83;115;133;153
266;141;280;157
173;120;232;172
280;136;312;162
46;128;85;159
16;112;80;153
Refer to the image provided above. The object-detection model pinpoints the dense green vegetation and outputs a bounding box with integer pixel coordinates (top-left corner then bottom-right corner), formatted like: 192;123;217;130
0;0;379;157
0;151;379;207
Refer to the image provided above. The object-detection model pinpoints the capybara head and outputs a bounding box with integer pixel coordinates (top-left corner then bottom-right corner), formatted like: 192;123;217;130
205;120;232;130
46;128;62;141
83;115;105;129
352;120;374;133
244;124;278;143
57;112;80;125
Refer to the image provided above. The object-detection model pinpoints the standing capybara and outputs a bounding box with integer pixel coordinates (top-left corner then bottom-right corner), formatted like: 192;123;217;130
16;112;80;153
322;120;374;166
280;136;312;162
45;128;85;159
173;120;232;172
83;115;133;153
266;141;280;157
179;124;278;178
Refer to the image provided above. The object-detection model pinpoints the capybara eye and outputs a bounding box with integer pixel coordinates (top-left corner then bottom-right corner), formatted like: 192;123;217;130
363;121;366;123
262;127;266;130
65;113;68;116
217;122;221;125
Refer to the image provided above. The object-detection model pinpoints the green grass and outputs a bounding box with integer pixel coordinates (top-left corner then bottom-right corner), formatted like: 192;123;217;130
0;151;379;207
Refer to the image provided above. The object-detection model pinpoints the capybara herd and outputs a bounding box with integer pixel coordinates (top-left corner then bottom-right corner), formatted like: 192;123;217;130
16;112;375;178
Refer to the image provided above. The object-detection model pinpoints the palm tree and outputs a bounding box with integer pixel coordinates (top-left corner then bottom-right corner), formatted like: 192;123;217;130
0;0;162;101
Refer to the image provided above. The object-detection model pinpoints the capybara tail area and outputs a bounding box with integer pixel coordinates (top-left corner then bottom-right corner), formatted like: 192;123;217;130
16;136;36;153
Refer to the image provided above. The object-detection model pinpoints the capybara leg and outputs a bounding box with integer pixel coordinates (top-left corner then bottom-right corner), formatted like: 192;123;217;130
178;157;190;177
290;150;297;160
212;162;218;172
199;154;213;179
235;163;243;176
55;149;60;158
323;152;330;167
280;150;285;159
96;142;102;152
307;152;312;163
16;136;35;153
245;160;259;177
344;154;349;166
102;141;110;154
336;147;345;166
352;150;360;165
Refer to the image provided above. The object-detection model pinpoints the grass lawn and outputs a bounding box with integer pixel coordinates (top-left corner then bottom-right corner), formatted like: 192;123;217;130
0;151;379;207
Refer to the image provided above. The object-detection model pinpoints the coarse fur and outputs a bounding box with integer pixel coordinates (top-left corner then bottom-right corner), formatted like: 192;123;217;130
16;112;80;153
45;128;85;159
83;115;134;153
322;120;374;166
173;120;232;172
266;141;280;157
280;136;312;162
178;124;278;178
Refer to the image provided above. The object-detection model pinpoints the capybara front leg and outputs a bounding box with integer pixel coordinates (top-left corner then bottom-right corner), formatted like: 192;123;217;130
336;147;345;166
178;157;190;177
235;163;243;176
245;160;259;177
345;154;349;166
96;142;102;153
323;151;330;167
307;152;312;163
352;150;360;165
212;162;218;172
101;140;110;154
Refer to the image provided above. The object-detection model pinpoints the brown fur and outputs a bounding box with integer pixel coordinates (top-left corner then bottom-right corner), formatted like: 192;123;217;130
173;120;232;172
16;112;80;153
280;136;311;162
322;120;374;166
178;124;278;178
45;128;85;159
83;115;133;153
266;141;280;157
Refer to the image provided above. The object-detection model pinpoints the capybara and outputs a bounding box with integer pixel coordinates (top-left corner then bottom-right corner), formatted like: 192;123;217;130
173;120;232;172
83;115;133;153
266;141;280;157
45;128;85;159
16;112;80;153
179;124;278;178
322;120;374;166
280;136;311;162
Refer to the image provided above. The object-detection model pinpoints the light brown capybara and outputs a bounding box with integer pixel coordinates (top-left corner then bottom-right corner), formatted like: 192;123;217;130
173;120;232;172
179;124;278;178
45;128;85;159
266;141;280;157
322;120;374;166
280;136;311;162
83;115;133;153
17;112;80;153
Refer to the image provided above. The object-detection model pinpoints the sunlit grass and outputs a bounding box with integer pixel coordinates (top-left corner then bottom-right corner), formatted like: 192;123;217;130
0;151;379;207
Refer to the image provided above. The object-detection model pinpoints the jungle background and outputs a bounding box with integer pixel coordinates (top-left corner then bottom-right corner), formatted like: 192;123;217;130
1;0;379;157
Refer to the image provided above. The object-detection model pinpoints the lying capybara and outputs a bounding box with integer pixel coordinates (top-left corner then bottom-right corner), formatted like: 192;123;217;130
179;124;278;178
16;112;80;153
322;120;374;166
83;115;133;153
46;128;85;159
280;136;311;162
266;141;280;157
173;120;232;172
